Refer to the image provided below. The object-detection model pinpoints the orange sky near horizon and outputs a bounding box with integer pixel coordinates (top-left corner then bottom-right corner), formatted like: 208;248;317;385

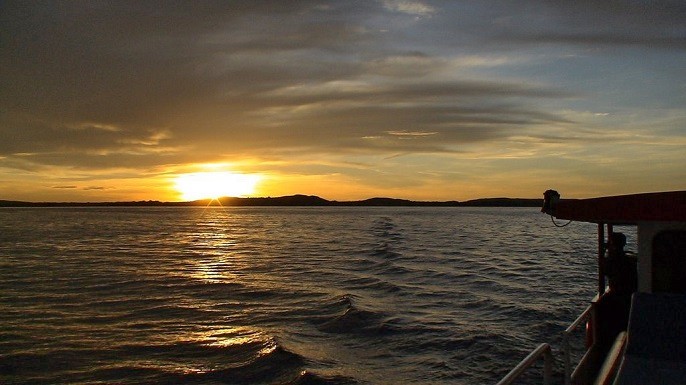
1;161;670;203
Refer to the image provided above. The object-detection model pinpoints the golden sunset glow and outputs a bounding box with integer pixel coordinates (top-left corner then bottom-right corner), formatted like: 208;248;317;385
174;172;260;201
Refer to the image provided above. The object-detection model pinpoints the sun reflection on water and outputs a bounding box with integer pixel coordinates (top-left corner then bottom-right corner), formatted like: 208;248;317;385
185;217;245;284
191;326;269;349
189;257;242;283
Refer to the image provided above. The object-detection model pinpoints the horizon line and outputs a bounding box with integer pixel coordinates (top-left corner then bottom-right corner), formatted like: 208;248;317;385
0;194;543;207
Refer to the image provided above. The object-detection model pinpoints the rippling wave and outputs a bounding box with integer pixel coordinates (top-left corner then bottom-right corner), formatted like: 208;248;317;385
0;207;634;384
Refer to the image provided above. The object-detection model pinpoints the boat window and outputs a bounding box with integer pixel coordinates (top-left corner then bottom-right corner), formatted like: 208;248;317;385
652;230;686;294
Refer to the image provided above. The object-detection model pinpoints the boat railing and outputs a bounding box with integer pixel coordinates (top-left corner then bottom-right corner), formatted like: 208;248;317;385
496;343;554;385
563;304;594;385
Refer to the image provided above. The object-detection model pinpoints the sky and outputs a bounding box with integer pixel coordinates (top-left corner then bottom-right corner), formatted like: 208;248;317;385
1;1;685;202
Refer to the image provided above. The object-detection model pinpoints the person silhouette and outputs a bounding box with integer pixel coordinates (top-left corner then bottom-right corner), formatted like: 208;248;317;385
606;232;637;294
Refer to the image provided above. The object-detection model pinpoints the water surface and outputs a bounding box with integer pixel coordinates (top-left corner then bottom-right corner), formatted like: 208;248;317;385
1;207;622;384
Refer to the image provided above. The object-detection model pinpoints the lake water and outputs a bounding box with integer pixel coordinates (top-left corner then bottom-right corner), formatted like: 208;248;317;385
0;207;627;384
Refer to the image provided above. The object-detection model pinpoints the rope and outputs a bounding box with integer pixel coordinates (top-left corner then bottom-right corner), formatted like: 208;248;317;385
551;215;573;227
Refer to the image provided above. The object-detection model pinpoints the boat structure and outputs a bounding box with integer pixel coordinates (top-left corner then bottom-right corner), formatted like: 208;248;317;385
498;190;686;385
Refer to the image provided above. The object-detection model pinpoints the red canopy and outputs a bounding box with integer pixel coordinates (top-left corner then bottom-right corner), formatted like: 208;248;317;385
544;191;686;224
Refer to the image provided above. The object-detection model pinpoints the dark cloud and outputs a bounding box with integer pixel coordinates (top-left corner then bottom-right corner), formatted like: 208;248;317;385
425;0;686;50
507;33;686;50
83;186;110;190
0;0;684;177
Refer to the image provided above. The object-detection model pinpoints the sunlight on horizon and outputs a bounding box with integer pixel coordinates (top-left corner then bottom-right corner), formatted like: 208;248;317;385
174;171;261;201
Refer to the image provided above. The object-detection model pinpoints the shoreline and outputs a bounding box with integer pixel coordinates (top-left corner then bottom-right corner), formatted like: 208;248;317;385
0;195;542;208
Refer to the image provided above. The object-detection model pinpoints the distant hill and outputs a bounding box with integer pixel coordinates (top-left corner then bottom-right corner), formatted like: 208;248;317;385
0;195;542;208
216;195;330;206
337;197;462;207
460;197;543;207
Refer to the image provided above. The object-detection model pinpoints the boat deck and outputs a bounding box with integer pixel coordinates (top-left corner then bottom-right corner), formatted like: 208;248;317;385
613;292;686;385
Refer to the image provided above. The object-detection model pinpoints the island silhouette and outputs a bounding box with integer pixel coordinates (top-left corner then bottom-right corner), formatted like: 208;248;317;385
0;195;541;207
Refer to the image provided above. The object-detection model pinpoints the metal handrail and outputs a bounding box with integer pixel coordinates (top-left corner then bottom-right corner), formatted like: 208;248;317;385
496;343;554;385
563;304;594;385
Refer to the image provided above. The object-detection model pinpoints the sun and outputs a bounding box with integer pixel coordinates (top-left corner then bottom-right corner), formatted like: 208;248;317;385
174;171;260;201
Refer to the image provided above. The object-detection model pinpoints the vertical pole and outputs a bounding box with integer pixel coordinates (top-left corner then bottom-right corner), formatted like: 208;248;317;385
591;307;597;350
544;346;553;385
598;223;605;295
607;224;613;292
564;332;571;385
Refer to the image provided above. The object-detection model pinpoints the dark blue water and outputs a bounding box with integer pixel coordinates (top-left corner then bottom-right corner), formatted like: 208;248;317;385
0;207;621;384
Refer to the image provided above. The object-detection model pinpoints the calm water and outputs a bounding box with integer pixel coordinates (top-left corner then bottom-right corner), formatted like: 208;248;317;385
0;207;628;384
